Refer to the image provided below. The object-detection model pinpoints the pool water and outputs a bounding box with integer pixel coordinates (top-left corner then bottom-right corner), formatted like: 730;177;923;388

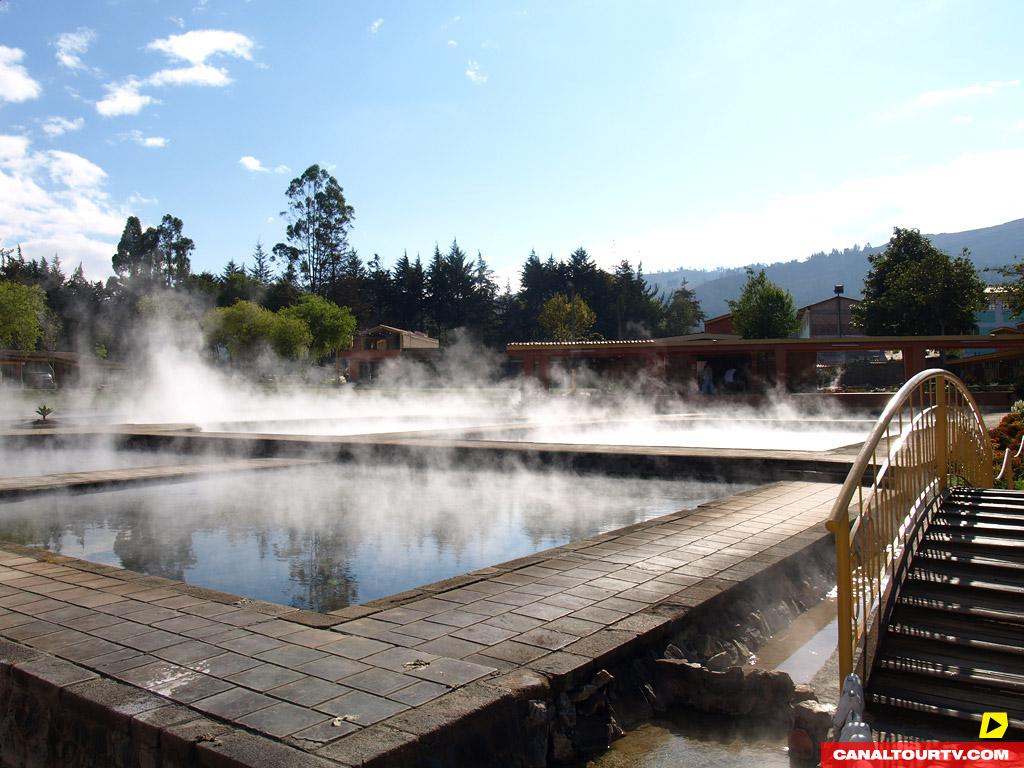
0;463;749;612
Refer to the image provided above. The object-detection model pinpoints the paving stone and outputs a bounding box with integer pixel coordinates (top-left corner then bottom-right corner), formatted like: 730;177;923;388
320;635;393;659
511;602;573;622
226;662;305;692
360;646;438;673
254;644;326;669
219;632;285;655
283;628;341;648
316;689;408;725
161;672;234;704
514;628;578;651
236;701;329;738
390;620;451;641
388;679;450;707
478;640;549;665
291;718;359;745
544;616;605;637
414;636;488;659
189;651;263;678
423;609;490;629
296;655;368;682
268;677;351;707
482;613;545;633
343;667;421;696
405;656;495;686
152;640;222;665
122;629;186;653
450;623;517;646
193;686;277;719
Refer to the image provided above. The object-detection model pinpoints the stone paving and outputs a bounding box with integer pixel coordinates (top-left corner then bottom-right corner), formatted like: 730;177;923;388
0;479;840;765
0;457;325;500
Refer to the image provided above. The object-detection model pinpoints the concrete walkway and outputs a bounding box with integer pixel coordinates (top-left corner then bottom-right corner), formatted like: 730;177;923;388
0;480;840;767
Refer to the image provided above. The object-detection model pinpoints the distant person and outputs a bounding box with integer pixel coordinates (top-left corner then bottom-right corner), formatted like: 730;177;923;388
724;367;736;392
701;365;715;395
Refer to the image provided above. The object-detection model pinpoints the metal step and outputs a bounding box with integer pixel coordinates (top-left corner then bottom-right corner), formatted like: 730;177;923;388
908;561;1024;595
916;546;1024;574
897;580;1024;623
928;519;1024;538
923;530;1024;560
888;606;1024;656
869;670;1024;729
879;635;1024;691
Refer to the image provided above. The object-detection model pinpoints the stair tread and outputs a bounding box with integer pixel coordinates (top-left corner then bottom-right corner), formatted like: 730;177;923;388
917;547;1024;572
880;637;1024;685
870;671;1024;719
898;581;1024;622
889;606;1024;652
929;521;1024;538
924;530;1024;553
907;564;1024;595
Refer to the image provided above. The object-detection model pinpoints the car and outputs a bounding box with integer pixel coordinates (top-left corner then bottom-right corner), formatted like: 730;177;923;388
24;371;57;390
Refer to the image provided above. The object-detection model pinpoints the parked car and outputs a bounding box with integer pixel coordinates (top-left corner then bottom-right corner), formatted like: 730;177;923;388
24;371;56;389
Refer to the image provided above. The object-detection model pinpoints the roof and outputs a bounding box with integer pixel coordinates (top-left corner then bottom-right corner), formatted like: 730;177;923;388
357;325;436;339
797;295;861;313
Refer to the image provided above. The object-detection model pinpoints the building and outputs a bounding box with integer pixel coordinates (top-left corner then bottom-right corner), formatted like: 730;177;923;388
341;325;439;382
797;296;862;338
704;295;863;338
976;287;1024;336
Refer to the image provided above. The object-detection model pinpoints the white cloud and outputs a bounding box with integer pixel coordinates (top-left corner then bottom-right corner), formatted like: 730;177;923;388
0;46;42;102
96;79;154;117
123;130;168;148
54;28;96;72
586;148;1024;272
951;114;974;125
47;150;106;189
369;18;384;35
887;80;1020;118
239;155;289;174
1014;119;1024;131
148;64;231;87
41;116;85;138
465;60;487;85
148;29;254;65
447;40;458;47
128;192;158;206
169;17;186;29
0;134;124;279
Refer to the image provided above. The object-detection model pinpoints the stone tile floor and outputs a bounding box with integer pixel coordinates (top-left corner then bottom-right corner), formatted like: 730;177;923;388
0;479;840;761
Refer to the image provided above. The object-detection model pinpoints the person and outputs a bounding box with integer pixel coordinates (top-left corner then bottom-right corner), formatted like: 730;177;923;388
701;364;715;395
724;367;736;392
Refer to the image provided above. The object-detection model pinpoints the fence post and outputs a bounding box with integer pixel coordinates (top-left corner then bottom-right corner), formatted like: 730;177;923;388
827;517;854;688
935;377;948;492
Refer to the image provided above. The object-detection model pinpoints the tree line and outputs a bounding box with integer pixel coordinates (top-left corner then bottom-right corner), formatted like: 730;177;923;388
0;161;1006;363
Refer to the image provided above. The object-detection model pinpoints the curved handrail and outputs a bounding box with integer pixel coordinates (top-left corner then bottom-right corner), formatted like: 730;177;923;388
995;433;1024;484
826;369;993;686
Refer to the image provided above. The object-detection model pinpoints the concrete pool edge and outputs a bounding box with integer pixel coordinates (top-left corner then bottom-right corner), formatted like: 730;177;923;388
0;480;840;767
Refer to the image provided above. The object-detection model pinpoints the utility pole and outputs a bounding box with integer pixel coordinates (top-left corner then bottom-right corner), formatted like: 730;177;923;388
834;284;844;337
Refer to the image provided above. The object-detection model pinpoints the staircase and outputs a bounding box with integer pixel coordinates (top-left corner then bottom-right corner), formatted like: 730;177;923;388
868;487;1024;737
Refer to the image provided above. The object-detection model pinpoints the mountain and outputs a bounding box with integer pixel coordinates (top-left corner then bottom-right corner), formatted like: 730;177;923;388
645;218;1024;319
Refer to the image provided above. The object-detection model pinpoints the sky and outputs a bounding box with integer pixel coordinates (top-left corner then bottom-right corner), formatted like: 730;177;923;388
1;0;1023;286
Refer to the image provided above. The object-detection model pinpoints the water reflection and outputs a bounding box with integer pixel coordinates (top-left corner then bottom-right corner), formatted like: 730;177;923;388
0;465;745;612
587;708;791;768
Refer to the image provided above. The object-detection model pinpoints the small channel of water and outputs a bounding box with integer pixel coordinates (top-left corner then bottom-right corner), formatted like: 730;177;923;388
588;594;838;767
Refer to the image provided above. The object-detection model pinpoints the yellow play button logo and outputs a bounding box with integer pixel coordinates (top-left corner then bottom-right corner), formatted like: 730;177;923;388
980;712;1008;739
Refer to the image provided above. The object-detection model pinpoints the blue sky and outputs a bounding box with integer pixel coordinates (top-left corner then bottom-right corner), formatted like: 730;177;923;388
1;0;1022;285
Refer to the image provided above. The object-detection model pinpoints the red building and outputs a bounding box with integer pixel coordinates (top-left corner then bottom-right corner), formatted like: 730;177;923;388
341;325;439;382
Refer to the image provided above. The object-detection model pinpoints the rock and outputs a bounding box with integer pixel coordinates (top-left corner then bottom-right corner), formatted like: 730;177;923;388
527;700;549;726
793;699;836;752
663;644;686;660
571;685;597;703
592;670;614;689
788;727;815;761
706;651;732;671
640;683;664;713
551;731;575;763
557;693;576;729
792;684;818;704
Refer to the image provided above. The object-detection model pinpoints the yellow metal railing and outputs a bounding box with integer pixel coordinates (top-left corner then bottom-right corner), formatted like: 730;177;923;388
825;369;993;686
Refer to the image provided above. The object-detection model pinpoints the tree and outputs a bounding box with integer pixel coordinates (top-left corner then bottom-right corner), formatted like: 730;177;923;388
249;240;273;285
989;257;1024;319
156;214;194;286
0;280;46;351
728;268;799;339
661;281;705;335
852;228;986;335
539;293;596;341
280;294;356;361
276;164;355;296
203;300;312;362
